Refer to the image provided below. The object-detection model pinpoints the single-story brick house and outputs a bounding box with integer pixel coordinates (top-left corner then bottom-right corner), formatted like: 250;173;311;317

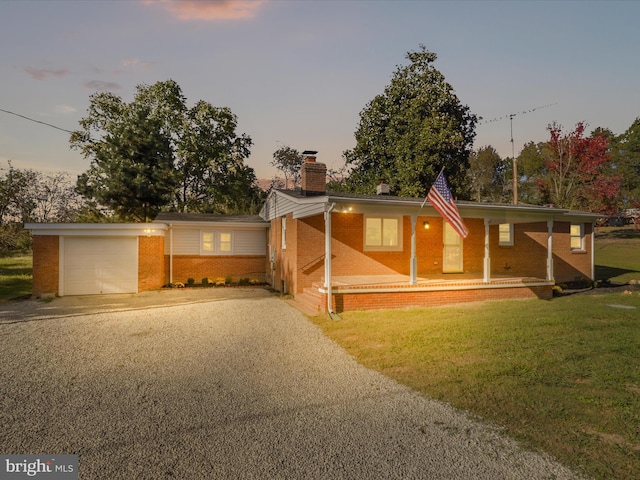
27;152;600;312
259;153;600;313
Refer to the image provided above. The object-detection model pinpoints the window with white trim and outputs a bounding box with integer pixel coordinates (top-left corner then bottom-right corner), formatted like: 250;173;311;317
570;223;584;250
499;223;514;246
281;217;287;250
201;231;233;254
364;216;402;251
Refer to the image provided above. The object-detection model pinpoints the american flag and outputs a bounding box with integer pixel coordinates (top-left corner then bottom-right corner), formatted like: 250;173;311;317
426;171;468;239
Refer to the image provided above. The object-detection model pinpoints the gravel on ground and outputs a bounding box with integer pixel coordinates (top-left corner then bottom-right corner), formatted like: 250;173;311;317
0;288;587;479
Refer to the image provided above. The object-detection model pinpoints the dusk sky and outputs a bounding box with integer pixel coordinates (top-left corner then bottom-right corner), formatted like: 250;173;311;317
1;0;639;180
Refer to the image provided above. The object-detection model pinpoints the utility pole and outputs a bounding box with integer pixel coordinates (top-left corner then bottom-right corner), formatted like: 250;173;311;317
510;113;517;204
479;103;557;205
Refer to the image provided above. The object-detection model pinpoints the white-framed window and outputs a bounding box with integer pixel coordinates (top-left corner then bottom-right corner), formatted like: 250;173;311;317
364;216;402;251
219;232;232;252
570;223;584;250
201;231;233;254
499;223;514;246
281;217;287;250
202;232;215;252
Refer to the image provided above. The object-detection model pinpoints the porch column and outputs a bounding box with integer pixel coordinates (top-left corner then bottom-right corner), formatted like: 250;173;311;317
410;215;417;285
483;218;491;283
324;204;335;313
547;219;554;282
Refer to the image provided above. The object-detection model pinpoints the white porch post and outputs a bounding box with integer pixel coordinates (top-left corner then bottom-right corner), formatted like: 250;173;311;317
547;219;554;282
483;218;491;283
410;215;417;285
591;224;595;280
324;204;335;313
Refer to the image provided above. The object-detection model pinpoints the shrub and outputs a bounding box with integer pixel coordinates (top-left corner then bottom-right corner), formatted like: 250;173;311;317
201;277;209;285
239;278;250;286
186;277;195;285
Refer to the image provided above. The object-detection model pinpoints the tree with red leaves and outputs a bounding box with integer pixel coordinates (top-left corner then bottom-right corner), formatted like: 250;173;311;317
538;122;620;214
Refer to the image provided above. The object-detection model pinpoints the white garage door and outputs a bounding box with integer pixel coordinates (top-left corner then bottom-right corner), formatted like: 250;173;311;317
63;237;138;295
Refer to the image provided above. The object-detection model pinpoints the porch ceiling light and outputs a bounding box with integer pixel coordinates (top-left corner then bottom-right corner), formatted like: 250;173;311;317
423;221;430;230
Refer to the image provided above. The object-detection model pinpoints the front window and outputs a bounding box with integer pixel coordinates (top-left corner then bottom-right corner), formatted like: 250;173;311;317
499;223;514;246
219;232;232;252
202;232;214;252
364;216;402;251
201;231;233;254
570;224;584;250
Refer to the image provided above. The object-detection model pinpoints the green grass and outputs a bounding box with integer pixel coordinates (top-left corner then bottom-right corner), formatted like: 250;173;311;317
311;294;640;479
310;227;640;480
0;254;32;303
595;226;640;284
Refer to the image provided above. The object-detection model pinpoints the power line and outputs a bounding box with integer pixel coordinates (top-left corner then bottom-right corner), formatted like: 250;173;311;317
478;102;557;205
0;107;76;135
478;103;557;126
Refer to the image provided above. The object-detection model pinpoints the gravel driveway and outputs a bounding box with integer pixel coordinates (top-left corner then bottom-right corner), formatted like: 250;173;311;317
0;288;586;479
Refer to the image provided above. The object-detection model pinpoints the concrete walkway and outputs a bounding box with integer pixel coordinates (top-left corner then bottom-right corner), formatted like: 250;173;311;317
0;289;586;479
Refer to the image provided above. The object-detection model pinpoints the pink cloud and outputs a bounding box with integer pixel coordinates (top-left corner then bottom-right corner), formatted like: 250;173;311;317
146;0;267;21
23;67;69;81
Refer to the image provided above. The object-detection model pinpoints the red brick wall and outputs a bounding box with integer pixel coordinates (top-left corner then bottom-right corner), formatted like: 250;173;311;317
276;213;595;296
139;236;165;292
331;285;552;312
294;214;490;294
490;222;549;278
32;235;59;296
167;255;267;285
553;221;593;282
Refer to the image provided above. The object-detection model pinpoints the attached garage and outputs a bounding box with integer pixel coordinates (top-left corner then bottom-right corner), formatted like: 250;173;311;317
27;223;167;297
62;237;138;295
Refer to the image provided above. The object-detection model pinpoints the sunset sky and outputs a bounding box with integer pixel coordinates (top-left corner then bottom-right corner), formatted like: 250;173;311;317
1;0;638;180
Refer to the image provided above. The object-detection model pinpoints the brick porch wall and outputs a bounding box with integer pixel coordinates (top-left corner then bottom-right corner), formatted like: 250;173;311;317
330;285;553;312
32;235;59;296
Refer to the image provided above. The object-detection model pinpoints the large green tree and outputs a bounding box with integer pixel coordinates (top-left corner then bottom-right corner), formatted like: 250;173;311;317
343;45;477;197
610;118;640;209
70;80;260;220
466;146;506;202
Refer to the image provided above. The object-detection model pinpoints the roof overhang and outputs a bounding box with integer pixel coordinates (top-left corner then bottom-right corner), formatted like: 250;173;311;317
25;223;168;237
262;190;602;224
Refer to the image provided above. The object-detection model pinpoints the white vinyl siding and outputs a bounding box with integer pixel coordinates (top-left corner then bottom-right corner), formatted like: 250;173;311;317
167;227;266;255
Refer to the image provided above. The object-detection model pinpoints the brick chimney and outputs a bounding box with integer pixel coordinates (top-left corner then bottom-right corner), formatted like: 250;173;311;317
300;150;326;196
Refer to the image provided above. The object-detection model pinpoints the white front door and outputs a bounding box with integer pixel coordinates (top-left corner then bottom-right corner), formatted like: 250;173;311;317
443;222;463;273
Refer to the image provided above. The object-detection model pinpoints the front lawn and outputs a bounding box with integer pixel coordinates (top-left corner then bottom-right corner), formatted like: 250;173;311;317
312;292;640;480
0;254;32;303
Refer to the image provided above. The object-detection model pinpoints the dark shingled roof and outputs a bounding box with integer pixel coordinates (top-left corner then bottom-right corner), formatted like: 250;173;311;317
155;212;267;224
